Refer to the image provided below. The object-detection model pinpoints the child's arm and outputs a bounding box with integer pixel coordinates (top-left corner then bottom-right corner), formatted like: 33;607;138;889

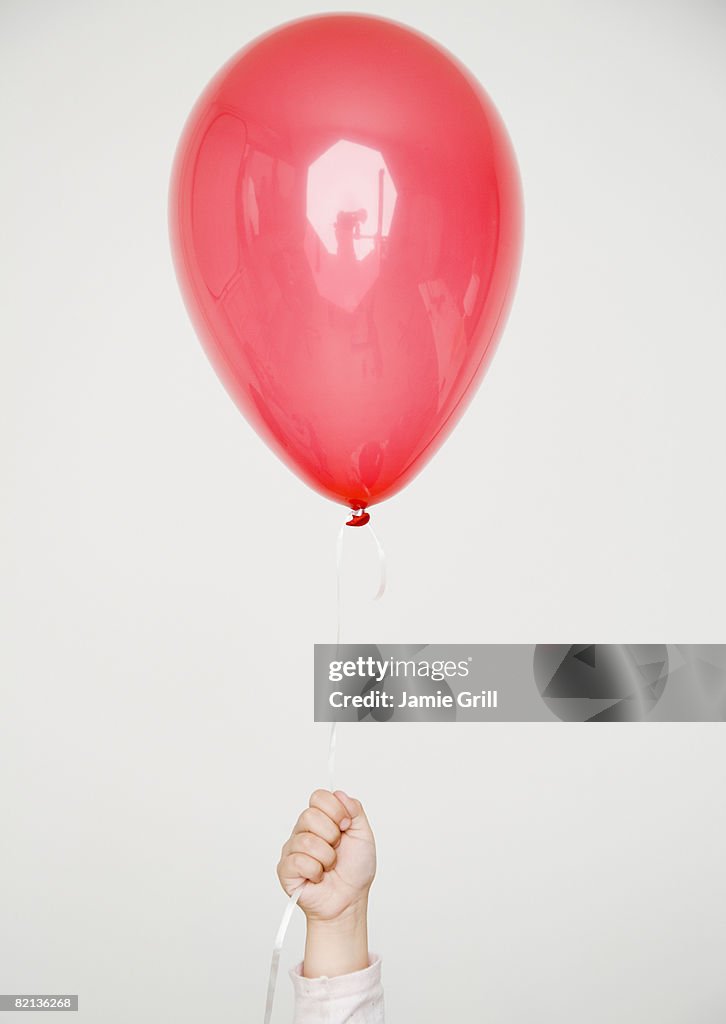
277;789;384;1023
277;788;376;977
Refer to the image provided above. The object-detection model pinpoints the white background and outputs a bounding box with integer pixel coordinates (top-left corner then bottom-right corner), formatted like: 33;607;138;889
2;1;725;1021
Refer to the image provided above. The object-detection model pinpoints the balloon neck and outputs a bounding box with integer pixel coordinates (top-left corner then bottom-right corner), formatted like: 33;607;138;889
346;509;370;527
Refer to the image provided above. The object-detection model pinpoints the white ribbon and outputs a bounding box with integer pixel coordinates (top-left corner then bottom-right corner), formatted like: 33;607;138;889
262;885;304;1024
262;514;386;1023
367;523;387;602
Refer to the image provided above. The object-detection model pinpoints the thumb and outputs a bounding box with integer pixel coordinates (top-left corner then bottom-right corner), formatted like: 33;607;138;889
334;791;369;833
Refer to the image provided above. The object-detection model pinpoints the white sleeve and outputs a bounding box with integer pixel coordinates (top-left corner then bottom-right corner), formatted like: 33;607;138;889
290;955;384;1024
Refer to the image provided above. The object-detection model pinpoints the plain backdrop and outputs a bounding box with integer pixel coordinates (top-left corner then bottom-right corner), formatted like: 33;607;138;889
2;1;725;1022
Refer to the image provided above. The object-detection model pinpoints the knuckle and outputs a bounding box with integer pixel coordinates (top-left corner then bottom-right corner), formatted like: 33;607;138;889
313;813;337;841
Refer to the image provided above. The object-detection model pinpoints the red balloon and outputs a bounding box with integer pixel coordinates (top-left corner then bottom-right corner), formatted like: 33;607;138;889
170;15;522;515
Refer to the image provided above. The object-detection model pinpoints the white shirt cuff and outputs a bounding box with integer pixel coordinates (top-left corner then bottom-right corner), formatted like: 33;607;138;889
290;954;384;1023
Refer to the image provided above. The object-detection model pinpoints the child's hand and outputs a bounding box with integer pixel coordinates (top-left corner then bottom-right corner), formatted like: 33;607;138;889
277;789;376;923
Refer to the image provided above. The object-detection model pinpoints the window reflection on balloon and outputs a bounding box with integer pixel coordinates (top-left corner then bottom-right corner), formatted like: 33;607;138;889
304;139;397;312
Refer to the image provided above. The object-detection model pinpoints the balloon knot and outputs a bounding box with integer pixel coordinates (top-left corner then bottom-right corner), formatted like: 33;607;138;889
346;509;370;527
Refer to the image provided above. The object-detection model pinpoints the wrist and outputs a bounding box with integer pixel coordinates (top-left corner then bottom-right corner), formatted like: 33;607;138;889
303;897;369;979
305;894;368;929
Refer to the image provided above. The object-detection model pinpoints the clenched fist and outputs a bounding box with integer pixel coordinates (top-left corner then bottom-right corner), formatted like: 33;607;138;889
277;789;376;977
